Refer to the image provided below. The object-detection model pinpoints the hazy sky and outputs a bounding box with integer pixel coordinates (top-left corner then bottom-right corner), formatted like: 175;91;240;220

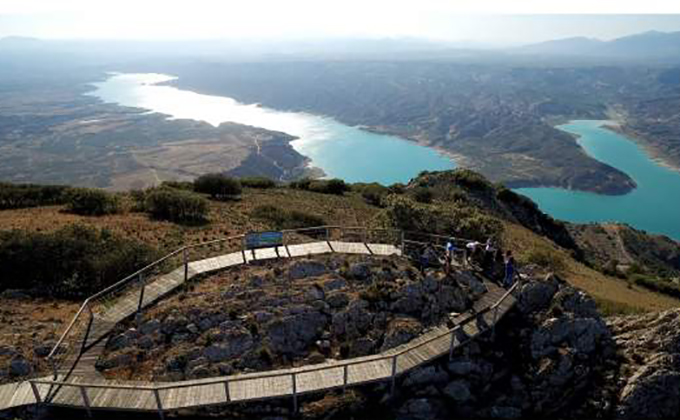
1;0;680;44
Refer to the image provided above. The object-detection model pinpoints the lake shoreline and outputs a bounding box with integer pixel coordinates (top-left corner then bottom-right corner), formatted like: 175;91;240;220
518;119;680;241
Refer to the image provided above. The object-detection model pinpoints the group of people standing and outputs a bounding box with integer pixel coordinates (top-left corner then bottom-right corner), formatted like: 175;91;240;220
418;237;516;288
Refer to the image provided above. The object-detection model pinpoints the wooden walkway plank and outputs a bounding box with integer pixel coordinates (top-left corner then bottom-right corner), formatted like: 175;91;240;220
19;238;519;416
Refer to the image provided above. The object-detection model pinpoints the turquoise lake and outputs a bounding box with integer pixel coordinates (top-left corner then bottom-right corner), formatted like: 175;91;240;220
518;120;680;240
89;75;680;240
89;73;455;185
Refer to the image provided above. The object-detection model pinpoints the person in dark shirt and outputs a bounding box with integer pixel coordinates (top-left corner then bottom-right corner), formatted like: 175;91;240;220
503;250;516;288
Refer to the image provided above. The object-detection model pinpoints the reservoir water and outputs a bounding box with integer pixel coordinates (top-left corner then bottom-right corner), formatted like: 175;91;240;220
88;73;455;185
89;75;680;240
517;120;680;240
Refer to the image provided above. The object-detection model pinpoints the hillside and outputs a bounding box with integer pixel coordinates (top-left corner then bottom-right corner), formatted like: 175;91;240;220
2;169;680;419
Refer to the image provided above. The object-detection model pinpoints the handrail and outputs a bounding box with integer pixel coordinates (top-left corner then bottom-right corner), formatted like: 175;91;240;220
43;225;505;394
36;278;520;395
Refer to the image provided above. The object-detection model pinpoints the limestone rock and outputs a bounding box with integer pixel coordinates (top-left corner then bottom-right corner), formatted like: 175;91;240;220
288;260;327;280
381;317;423;351
266;307;327;356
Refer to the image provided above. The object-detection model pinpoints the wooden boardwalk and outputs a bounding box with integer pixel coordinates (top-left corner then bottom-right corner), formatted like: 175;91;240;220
0;236;518;417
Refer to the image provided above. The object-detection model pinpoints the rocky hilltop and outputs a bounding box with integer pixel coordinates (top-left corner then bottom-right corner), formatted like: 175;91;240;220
1;169;680;419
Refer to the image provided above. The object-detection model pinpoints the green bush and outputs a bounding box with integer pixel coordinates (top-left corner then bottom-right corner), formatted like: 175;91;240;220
388;183;406;195
194;173;242;199
412;187;434;204
145;188;209;223
290;178;349;195
354;183;388;207
0;224;159;299
240;177;277;189
382;194;502;241
0;182;69;210
65;188;121;216
520;247;567;274
160;180;195;191
630;274;680;299
252;204;325;229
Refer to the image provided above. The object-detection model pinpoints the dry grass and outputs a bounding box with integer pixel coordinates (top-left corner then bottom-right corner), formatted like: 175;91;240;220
0;188;380;253
0;296;80;381
503;222;680;313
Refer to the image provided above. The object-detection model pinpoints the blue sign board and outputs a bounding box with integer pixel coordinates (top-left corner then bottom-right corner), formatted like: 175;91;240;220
245;231;284;250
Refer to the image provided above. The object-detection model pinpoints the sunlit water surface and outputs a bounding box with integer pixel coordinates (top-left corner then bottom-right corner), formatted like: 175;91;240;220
88;73;455;184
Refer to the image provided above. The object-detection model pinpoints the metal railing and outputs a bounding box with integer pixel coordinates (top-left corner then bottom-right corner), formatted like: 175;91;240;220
32;279;519;417
42;225;485;406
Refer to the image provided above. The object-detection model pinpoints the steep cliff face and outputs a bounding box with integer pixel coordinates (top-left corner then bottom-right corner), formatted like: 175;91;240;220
609;310;680;419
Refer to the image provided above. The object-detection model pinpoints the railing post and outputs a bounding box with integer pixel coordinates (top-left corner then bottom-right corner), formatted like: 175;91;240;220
153;389;165;420
183;247;189;282
79;386;92;418
390;355;398;395
224;381;230;402
137;274;145;312
292;373;298;414
241;236;248;264
29;381;42;404
400;230;405;254
325;226;330;242
343;364;349;393
449;329;456;360
50;358;59;380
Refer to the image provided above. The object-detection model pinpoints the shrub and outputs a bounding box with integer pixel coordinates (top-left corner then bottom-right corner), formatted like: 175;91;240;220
520;247;567;274
252;204;325;230
630;274;680;299
291;178;349;195
382;194;502;241
160;180;195;191
194;173;242;199
450;169;493;191
65;188;121;216
240;177;277;189
0;224;159;299
0;182;69;210
388;183;406;194
413;187;434;204
354;183;388;207
145;188;209;223
289;178;313;190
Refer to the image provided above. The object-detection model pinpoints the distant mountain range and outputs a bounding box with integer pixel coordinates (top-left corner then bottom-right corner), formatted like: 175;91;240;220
515;30;680;60
2;30;680;63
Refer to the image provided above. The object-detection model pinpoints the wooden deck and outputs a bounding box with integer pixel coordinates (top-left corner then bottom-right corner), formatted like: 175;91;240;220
0;237;518;416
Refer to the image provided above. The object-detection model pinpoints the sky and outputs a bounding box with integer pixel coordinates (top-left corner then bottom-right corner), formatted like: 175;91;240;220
1;0;680;44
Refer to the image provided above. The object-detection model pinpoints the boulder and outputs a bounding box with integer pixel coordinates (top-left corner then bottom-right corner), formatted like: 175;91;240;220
306;284;325;301
517;274;560;314
391;283;424;315
437;285;468;313
453;271;487;296
332;299;373;338
403;366;449;388
442;379;472;403
322;277;348;292
266;307;328;356
9;357;32;377
447;360;478;376
108;333;132;351
203;327;254;362
350;337;376;357
348;262;373;281
327;292;350;309
33;343;53;358
288;260;327;280
617;355;680;420
381;317;423;351
139;319;161;335
397;398;447;420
